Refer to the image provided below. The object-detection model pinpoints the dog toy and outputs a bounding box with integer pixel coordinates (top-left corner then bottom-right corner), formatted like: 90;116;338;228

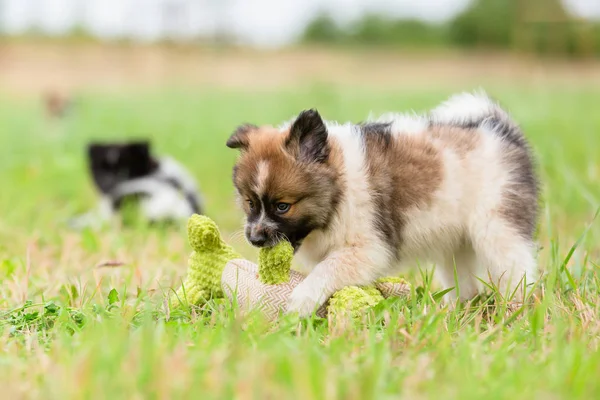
172;214;241;305
172;215;411;321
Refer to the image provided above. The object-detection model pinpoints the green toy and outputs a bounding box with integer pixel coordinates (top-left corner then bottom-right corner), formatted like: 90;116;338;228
172;215;411;320
172;214;240;305
258;240;294;284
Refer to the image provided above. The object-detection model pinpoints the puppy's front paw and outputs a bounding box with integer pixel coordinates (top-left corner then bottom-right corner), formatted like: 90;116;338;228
287;284;325;317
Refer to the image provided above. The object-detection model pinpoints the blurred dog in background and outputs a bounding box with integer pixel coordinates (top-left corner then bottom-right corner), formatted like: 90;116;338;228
43;90;73;120
70;141;204;228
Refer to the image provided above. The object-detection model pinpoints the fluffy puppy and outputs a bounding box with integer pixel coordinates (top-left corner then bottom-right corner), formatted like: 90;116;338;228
71;141;203;228
227;92;539;316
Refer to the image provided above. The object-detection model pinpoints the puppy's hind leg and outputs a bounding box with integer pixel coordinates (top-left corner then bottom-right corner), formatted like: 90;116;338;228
436;244;481;304
470;217;537;301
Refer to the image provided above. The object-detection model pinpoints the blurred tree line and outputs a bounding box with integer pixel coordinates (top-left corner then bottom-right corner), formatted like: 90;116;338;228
301;0;600;58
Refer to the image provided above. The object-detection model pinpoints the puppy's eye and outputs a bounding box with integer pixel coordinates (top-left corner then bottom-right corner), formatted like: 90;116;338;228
247;200;255;210
275;202;291;214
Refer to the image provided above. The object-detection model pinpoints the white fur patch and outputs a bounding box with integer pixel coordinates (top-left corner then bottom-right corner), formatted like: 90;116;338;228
159;157;202;194
373;113;428;136
289;123;392;315
254;160;270;195
141;185;194;220
397;148;467;265
296;123;389;268
431;90;505;126
156;156;204;213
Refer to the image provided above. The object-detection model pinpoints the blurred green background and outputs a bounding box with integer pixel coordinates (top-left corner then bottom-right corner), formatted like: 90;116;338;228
1;0;600;398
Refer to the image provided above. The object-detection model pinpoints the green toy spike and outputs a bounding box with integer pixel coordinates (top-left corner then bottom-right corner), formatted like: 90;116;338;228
327;286;384;320
326;278;411;320
172;214;240;306
258;241;294;284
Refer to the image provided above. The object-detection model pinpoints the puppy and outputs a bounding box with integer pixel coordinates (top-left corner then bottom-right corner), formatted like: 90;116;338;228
71;141;203;228
227;92;539;316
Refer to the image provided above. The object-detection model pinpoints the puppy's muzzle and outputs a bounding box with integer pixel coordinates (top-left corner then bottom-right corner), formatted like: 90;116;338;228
247;223;275;247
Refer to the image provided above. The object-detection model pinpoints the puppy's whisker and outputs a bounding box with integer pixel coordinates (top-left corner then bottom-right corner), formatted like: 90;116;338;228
278;232;290;244
228;229;246;243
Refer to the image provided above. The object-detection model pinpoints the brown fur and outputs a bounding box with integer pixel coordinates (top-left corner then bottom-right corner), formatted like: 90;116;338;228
430;125;481;157
230;118;343;249
361;124;443;257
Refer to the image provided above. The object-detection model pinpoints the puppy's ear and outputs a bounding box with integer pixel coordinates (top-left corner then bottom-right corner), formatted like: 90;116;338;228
127;141;158;170
226;124;257;150
286;109;329;163
87;143;105;160
128;141;151;158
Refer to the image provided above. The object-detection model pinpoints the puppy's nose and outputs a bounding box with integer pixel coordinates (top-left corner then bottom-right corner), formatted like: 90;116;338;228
249;225;268;247
249;233;268;247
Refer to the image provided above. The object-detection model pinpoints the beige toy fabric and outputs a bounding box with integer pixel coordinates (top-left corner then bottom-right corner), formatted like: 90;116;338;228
222;258;411;321
222;259;328;320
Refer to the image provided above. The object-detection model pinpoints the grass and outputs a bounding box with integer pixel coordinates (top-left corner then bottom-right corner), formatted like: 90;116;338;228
1;83;600;399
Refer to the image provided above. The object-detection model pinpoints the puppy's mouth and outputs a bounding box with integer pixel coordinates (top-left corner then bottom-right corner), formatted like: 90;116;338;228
246;235;302;253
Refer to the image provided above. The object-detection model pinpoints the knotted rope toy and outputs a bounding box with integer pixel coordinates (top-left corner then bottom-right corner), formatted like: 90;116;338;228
172;215;411;321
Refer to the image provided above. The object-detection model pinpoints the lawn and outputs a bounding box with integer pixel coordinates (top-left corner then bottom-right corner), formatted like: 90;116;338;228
0;82;599;399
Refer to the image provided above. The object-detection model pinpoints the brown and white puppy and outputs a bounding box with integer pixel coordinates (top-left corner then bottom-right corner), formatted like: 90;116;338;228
227;92;539;316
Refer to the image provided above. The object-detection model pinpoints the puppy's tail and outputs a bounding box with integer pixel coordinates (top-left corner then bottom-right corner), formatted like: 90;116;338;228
430;90;527;148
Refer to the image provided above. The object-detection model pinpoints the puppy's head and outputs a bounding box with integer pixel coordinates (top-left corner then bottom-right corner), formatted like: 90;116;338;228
87;141;158;194
227;109;342;250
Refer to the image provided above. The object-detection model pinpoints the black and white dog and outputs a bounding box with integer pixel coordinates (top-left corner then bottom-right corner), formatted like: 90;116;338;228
71;141;203;228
